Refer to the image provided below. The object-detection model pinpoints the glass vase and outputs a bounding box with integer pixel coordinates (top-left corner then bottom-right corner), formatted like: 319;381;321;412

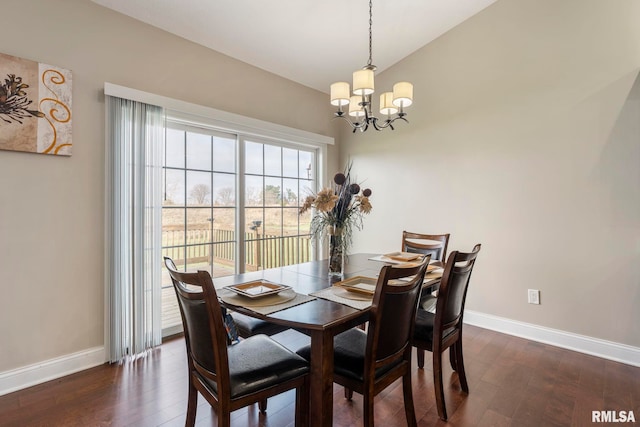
328;228;346;277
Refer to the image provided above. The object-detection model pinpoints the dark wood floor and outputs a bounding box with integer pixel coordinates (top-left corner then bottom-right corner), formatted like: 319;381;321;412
1;325;638;426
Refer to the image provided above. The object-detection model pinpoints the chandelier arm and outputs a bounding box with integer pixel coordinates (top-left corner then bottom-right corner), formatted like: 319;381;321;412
333;114;368;131
383;116;408;127
334;108;409;132
393;116;409;124
374;118;393;130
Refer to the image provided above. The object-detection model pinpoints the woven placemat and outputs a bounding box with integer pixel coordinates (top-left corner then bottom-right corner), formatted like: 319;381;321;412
218;288;316;315
310;287;373;310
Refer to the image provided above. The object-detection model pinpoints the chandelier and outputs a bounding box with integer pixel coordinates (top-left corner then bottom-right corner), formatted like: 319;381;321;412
330;0;413;132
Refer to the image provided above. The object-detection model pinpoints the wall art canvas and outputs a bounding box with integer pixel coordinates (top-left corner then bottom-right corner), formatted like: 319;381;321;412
0;52;72;156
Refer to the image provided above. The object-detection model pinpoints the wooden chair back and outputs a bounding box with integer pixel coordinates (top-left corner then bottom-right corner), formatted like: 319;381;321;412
366;257;430;377
434;244;481;343
164;257;230;396
401;231;450;262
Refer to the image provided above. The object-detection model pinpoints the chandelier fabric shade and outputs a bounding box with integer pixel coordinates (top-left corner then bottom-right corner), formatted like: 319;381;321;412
330;0;413;132
349;96;365;117
352;69;375;96
330;82;350;106
392;82;414;108
379;92;397;115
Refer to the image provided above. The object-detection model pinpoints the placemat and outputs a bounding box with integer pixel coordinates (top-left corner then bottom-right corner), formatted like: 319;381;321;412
310;287;373;310
218;288;316;315
331;286;372;301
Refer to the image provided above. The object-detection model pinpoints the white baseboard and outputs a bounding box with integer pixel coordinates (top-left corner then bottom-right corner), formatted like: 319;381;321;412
0;347;105;397
2;312;638;397
464;310;640;367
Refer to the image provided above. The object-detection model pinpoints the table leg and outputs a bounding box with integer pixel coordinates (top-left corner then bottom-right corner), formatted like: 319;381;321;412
308;329;334;427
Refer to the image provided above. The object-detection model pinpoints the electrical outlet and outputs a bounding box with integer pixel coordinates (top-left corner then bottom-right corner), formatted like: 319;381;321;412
528;289;540;305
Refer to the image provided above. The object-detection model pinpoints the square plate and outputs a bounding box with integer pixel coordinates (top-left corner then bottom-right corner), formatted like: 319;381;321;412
224;281;292;299
383;251;423;262
334;276;378;296
427;264;442;273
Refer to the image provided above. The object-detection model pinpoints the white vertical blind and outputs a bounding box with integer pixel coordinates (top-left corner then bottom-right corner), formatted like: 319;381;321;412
106;96;164;362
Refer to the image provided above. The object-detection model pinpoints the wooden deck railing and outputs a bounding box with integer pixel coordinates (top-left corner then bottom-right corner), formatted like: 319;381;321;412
162;228;312;271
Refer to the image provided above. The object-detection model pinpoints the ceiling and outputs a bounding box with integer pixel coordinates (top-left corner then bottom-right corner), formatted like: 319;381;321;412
91;0;497;93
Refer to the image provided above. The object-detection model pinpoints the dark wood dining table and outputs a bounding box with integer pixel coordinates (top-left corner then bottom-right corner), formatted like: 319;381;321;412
214;253;441;427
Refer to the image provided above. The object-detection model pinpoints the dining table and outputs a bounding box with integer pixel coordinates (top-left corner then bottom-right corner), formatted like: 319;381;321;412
213;253;442;427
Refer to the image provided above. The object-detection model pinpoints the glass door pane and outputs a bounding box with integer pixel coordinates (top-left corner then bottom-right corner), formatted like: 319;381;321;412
162;126;237;336
244;140;315;270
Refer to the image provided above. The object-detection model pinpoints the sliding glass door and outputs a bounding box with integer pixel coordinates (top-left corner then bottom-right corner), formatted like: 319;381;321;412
161;123;317;335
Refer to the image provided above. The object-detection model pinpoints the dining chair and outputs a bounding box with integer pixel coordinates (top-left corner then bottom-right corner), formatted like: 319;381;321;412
164;257;310;427
401;230;450;263
297;257;430;427
401;231;450;368
411;244;481;421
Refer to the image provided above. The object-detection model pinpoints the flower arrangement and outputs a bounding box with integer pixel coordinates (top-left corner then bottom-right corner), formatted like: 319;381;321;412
299;163;372;275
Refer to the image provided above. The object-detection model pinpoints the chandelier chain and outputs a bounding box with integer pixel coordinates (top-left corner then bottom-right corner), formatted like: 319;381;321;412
368;0;373;67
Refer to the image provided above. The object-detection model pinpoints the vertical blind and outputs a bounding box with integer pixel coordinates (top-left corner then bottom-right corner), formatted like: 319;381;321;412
106;96;164;362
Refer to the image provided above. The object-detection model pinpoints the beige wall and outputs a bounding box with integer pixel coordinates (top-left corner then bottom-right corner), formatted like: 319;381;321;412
341;0;640;347
1;0;638;383
0;0;336;373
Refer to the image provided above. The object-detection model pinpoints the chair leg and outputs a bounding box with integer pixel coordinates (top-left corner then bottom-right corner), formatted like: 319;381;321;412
417;348;425;369
259;398;267;413
454;340;469;393
433;350;448;421
218;412;231;427
185;376;198;427
402;371;418;427
449;345;457;371
363;393;375;427
344;387;353;400
213;398;232;427
295;378;310;427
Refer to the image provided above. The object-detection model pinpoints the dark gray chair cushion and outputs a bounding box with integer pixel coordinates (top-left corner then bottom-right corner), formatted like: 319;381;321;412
297;328;399;382
230;312;289;338
202;334;309;399
413;309;455;351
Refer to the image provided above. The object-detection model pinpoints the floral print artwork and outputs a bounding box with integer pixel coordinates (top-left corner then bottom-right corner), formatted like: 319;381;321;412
0;52;72;156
